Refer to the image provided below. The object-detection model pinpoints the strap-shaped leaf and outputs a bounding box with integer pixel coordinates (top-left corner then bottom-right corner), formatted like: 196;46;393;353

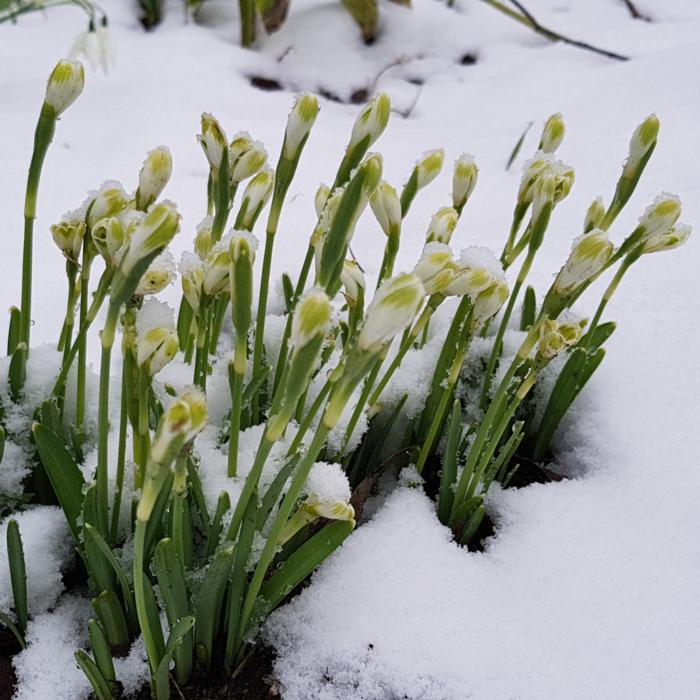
520;285;537;331
9;343;27;402
257;454;299;531
206;491;230;558
91;589;129;651
75;650;113;700
457;504;486;546
155;616;195;700
7;306;21;356
88;618;116;684
7;519;27;635
0;610;25;649
437;401;461;526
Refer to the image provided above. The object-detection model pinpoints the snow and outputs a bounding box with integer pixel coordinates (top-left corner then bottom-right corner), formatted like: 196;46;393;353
2;0;700;698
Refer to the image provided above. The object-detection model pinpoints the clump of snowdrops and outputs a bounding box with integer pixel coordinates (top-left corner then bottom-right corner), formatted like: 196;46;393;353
0;59;691;698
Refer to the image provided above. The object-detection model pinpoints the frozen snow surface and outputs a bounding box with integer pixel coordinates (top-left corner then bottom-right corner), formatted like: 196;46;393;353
2;0;700;698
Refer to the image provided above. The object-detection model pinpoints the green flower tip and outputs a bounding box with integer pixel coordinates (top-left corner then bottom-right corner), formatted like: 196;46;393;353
452;154;478;211
554;229;614;296
415;149;445;190
584;196;606;231
629;114;660;161
292;288;331;348
283;93;320;158
350;92;391;150
539;113;565;154
198;112;228;170
537;316;586;361
136;146;173;211
121;201;180;276
425;206;458;244
370;180;401;238
230;132;268;183
45;59;85;116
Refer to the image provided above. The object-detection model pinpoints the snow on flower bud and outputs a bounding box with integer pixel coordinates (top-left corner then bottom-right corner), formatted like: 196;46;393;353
413;242;454;295
349;93;391;150
358;273;425;353
50;215;85;262
452;154;478;213
135;146;172;211
340;260;365;304
87;180;129;227
518;153;573;206
636;192;681;240
625;114;659;173
135;299;179;375
283;93;320;160
136;249;176;296
584;196;606;232
238;167;274;230
302;461;354;521
472;279;509;327
202;234;232;297
315;183;331;217
370;181;401;237
553;229;614;296
229;133;267;183
415;149;444;190
444;246;504;299
179;252;204;314
538;113;565;154
642;222;691;255
44;59;85;116
198;112;228;171
194;216;214;260
537;316;586;362
292;288;331;349
425;206;458;244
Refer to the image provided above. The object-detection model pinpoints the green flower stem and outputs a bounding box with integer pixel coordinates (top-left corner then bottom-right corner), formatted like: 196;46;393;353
57;261;79;352
375;228;400;290
76;247;95;437
20;103;57;356
239;0;257;46
208;296;229;355
227;347;246;478
110;361;128;542
136;368;151;488
132;520;161;675
193;296;211;390
287;379;333;456
479;249;536;409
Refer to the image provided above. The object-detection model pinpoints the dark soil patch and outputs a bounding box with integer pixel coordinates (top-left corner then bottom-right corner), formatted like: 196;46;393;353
0;630;20;700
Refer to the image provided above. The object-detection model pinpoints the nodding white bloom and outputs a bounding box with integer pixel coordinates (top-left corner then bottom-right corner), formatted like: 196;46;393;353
539;113;565;154
472;279;509;326
444;246;504;299
238;167;274;229
315;183;331;217
292;288;331;349
413;242;454;295
50;215;85;262
120;201;180;277
202;234;232;297
349;93;391;150
179;252;204;313
135;299;179;375
554;229;614;296
636;192;681;240
518;152;574;205
198;113;228;171
283;93;320;160
87;181;129;227
370;181;401;237
229;133;267;184
194;216;214;260
340;260;366;304
452;154;478;212
136;249;176;296
358;273;425;353
584;196;606;232
45;59;85;116
415;149;445;190
425;206;459;244
625;114;659;173
643;222;691;255
70;24;115;74
537;316;586;362
136;146;172;211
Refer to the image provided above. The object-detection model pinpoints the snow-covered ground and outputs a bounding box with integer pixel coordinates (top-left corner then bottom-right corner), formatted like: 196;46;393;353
1;0;699;698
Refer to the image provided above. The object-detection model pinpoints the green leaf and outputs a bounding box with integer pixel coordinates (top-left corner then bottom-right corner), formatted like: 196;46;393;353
206;490;230;559
584;321;616;352
83;487;117;594
91;589;129;651
241;364;272;409
457;504;486;546
437;401;461;526
155;616;195;700
7;519;27;634
75;650;114;700
448;495;483;533
9;342;27;401
144;472;174;561
282;273;294;313
506;121;533;171
7;306;21;356
0;610;25;649
0;425;5;463
257;454;299;531
31;422;85;541
88;618;116;685
520;286;537;331
186;458;211;532
176;297;193;350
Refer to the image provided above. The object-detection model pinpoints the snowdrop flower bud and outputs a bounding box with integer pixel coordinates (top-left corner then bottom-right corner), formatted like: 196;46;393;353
198;113;228;171
194;216;214;260
87;181;129;227
538;113;565;154
413;242;454;295
530;172;555;250
625;114;659;173
229;231;257;345
92;216;127;267
360;153;384;197
202;235;232;297
120;201;180;278
643;222;691;255
553;162;575;203
349;93;391;150
136;249;176;296
359;273;425;353
472;279;509;327
135;299;179;375
51;216;85;262
553;229;614;296
283;93;320;160
370;181;401;237
636;192;681;240
229;230;258;265
425;206;459;244
44;59;85;116
238;167;274;230
340;260;366;305
229;133;267;183
179;252;204;314
415;149;445;190
584;196;606;232
452;154;478;213
292;288;331;349
135;146;172;211
537;317;585;362
518;154;550;204
315;183;331;217
444;246;504;298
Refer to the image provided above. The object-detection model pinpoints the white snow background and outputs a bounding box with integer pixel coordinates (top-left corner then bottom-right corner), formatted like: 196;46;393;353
1;0;699;698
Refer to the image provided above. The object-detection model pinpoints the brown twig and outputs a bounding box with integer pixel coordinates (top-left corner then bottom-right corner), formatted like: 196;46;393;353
620;0;651;21
480;0;629;62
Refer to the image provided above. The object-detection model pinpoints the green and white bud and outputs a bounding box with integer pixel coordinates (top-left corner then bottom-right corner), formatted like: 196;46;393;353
413;242;454;295
135;146;172;211
135;299;179;375
50;214;85;262
425;206;459;244
229;133;267;183
472;279;509;327
238;167;274;230
537;316;586;362
194;216;214;260
636;192;681;241
315;183;331;217
642;222;691;255
370;181;401;237
349;93;391;150
358;273;425;353
179;252;204;314
415;149;445;190
625;114;659;175
44;59;85;116
360;152;384;197
340;260;366;305
538;113;565;154
292;288;332;349
452;154;478;213
92;216;128;267
518;153;573;206
229;230;257;351
198;112;228;171
202;234;232;297
87;180;129;227
135;249;176;296
444;246;504;299
584;196;606;232
553;229;614;296
283;93;320;160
